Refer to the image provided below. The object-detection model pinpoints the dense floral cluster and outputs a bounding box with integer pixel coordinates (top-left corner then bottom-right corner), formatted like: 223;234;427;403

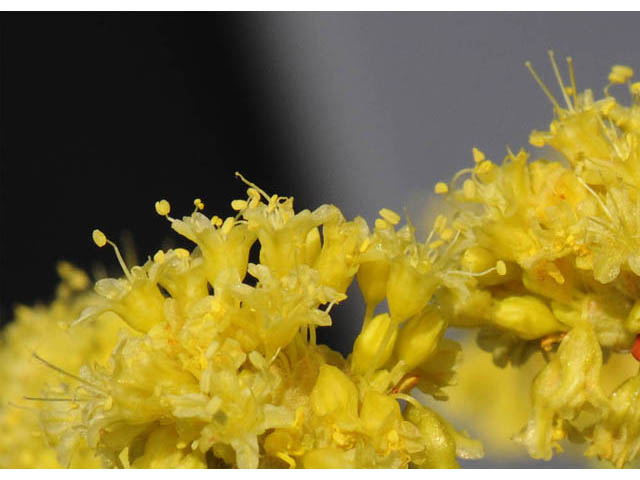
433;55;640;467
1;179;481;468
1;54;639;468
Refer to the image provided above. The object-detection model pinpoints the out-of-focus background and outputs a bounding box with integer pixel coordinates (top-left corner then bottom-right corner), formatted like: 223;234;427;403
2;12;640;467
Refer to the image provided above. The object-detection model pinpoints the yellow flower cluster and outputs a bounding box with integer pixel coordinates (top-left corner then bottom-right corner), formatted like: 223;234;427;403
2;52;640;469
4;178;482;469
0;263;125;468
433;52;640;468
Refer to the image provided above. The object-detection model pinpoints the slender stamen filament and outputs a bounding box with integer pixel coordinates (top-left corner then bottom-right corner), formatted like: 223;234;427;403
567;56;578;106
525;60;562;112
32;353;106;395
23;396;87;402
548;50;574;111
235;171;270;200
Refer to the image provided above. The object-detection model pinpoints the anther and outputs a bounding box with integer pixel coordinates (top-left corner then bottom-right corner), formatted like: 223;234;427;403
231;199;248;211
92;229;107;247
379;208;401;226
155;199;171;216
434;182;449;194
472;147;485;163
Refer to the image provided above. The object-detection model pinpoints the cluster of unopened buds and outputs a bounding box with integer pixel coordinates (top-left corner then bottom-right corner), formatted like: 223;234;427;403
1;52;639;469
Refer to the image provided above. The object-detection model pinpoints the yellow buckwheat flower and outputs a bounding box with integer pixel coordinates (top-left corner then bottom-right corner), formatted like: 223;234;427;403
432;51;640;467
11;176;478;469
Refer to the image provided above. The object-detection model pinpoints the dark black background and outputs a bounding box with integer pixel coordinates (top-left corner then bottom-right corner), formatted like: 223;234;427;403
0;13;314;327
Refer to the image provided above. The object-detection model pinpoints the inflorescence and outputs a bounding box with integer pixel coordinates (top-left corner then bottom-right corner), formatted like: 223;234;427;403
1;52;639;469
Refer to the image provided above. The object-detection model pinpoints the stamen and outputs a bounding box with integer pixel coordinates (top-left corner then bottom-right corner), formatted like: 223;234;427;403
235;172;270;200
154;199;171;216
448;265;500;277
525;60;561;112
32;353;105;394
92;229;132;282
577;177;613;221
548;50;573;110
450;167;475;189
567;57;578;107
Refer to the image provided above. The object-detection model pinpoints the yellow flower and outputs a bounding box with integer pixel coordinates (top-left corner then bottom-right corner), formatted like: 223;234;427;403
0;263;124;468
432;52;640;467
23;179;471;469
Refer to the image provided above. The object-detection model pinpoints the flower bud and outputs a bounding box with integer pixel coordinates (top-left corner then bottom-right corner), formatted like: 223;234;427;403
395;309;447;371
357;260;390;310
387;260;439;323
351;313;398;375
490;295;565;340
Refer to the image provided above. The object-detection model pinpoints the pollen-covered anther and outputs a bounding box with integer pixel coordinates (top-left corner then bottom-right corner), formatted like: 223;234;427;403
90;229;132;281
92;229;107;247
496;260;507;276
193;198;204;211
231;199;248;211
434;182;449;194
155;199;171;216
608;65;634;85
379;208;401;226
472;147;486;163
210;215;223;227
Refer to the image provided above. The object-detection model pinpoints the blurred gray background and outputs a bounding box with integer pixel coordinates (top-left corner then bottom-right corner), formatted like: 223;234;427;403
252;12;640;468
